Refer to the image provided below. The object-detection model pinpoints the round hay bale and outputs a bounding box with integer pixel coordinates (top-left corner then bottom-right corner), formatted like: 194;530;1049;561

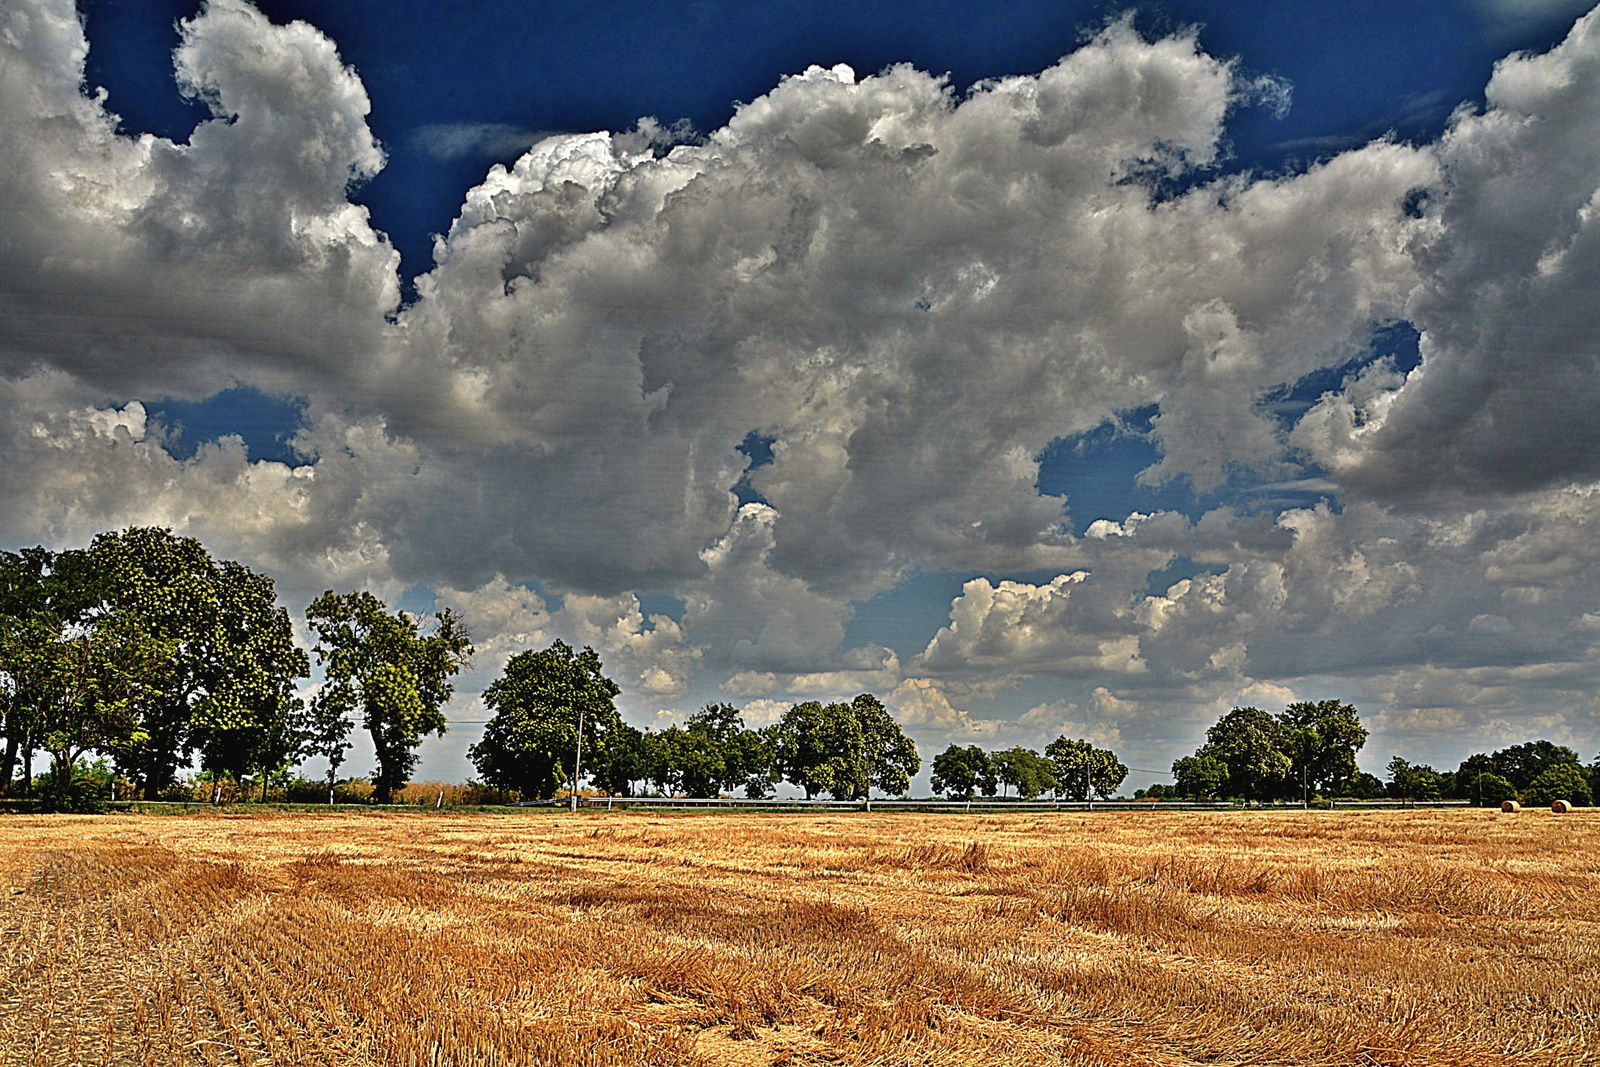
1501;800;1522;813
1552;799;1573;813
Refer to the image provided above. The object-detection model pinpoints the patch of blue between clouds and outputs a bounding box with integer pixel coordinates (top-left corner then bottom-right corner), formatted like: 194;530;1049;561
845;322;1423;664
1036;406;1211;534
143;387;308;466
636;592;687;625
733;431;776;507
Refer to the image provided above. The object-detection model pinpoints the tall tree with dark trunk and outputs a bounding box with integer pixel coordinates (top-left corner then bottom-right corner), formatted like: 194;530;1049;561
306;591;472;804
89;528;310;798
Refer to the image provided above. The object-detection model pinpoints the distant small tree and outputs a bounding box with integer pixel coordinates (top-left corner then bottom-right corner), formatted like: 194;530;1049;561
1526;763;1592;807
993;747;1055;799
1342;772;1386;799
931;745;996;800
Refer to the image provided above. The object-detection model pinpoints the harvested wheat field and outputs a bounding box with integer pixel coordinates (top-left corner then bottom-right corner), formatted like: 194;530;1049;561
2;810;1598;1067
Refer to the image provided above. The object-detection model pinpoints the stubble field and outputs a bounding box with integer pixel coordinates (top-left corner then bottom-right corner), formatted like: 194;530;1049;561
1;808;1596;1066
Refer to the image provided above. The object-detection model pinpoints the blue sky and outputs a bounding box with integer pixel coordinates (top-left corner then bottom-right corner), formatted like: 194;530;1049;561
7;0;1600;788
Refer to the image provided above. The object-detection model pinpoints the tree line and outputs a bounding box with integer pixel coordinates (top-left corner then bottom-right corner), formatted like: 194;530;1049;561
927;739;1126;800
1150;701;1598;807
465;641;919;800
4;528;1598;809
0;529;470;804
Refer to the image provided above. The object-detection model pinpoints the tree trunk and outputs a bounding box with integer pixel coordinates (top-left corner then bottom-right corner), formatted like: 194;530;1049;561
0;733;18;797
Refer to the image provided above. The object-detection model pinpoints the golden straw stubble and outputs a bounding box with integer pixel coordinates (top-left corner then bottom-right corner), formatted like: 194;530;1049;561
1;808;1596;1066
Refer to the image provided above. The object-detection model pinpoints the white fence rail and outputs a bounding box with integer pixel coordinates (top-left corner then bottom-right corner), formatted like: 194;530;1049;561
560;796;1475;812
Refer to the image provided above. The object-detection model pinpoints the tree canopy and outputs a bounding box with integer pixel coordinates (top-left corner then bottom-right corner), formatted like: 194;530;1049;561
467;640;619;800
765;694;919;800
931;744;996;800
307;591;472;804
1045;736;1127;800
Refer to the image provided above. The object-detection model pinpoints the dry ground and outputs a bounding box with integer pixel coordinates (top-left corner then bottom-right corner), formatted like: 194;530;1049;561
1;809;1597;1066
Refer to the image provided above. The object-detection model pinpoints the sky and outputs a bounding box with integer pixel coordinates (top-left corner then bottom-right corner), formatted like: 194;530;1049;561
5;0;1600;791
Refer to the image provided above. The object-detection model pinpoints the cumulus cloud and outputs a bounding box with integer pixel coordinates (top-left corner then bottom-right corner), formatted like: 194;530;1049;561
1296;8;1600;497
7;0;1600;768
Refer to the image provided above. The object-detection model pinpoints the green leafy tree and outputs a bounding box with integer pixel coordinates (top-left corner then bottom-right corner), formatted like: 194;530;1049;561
1275;699;1367;798
592;722;650;797
1172;754;1228;798
1342;772;1387;799
1489;741;1582;790
307;591;472;804
764;694;916;800
1;546;102;796
993;747;1056;799
305;671;356;804
1526;763;1592;807
764;700;863;800
682;703;776;797
467;641;619;801
33;614;172;803
89;528;310;798
1452;753;1500;800
1196;707;1290;803
1470;772;1518;807
1386;757;1447;801
1045;736;1128;800
852;694;919;797
931;744;996;799
649;724;724;797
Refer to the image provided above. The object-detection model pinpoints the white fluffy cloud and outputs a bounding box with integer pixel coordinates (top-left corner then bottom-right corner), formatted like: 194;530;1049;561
6;0;1600;768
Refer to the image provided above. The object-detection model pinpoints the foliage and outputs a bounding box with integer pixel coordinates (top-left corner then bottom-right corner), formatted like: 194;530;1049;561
1469;772;1518;807
1171;754;1228;799
1045;736;1128;800
1526;763;1592;807
992;747;1055;799
930;744;997;799
1341;772;1387;799
1455;741;1585;798
1196;707;1291;802
765;694;919;800
1386;757;1448;801
1276;699;1367;796
591;721;651;797
467;640;618;801
675;703;775;798
307;591;472;804
68;529;314;798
